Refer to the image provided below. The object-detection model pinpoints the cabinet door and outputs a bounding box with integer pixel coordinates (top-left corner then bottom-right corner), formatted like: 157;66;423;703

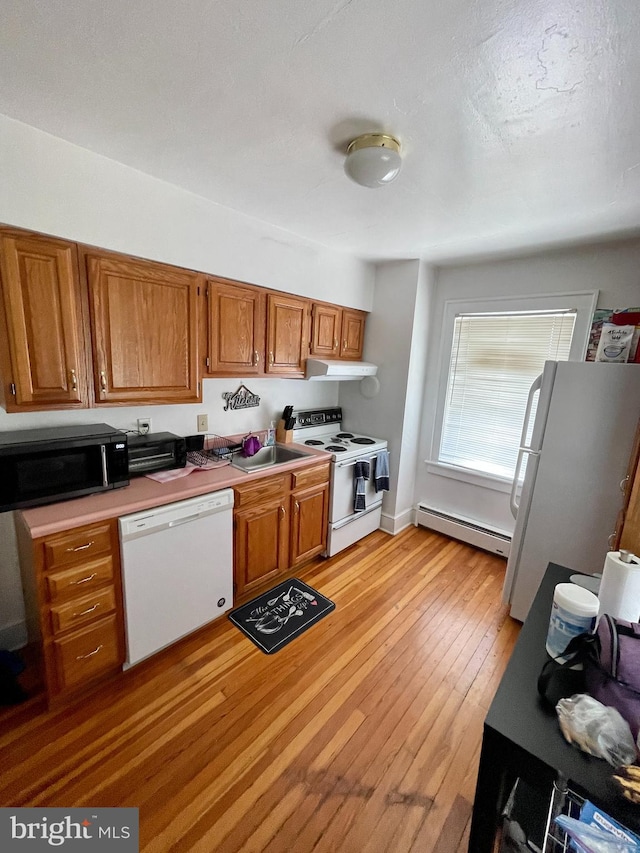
266;293;309;376
86;254;200;404
0;232;89;410
290;482;329;567
619;417;640;553
234;498;289;597
310;303;341;358
205;278;265;375
340;309;366;360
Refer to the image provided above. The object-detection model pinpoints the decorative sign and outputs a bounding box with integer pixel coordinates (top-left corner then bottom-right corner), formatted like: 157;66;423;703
222;384;261;411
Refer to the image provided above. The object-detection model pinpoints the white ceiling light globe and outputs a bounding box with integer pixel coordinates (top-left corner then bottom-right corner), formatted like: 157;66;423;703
344;133;402;188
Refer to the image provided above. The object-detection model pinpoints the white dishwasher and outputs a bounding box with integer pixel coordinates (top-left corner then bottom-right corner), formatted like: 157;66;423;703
118;489;234;668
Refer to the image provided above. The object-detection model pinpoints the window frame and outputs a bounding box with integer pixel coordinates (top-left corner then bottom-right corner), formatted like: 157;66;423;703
427;290;599;492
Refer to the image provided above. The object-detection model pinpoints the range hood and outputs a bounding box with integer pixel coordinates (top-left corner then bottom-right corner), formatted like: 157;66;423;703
305;359;378;381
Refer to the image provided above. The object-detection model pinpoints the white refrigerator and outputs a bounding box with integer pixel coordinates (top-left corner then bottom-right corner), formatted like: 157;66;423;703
502;361;640;622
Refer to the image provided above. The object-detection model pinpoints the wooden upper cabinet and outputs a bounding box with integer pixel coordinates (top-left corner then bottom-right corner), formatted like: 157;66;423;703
266;292;309;376
340;308;366;360
310;303;341;359
0;231;90;410
309;303;367;361
85;253;201;404
205;278;265;376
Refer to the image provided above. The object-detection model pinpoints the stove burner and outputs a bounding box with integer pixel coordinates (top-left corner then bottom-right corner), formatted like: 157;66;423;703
336;432;354;439
304;439;324;446
351;437;376;445
325;445;348;452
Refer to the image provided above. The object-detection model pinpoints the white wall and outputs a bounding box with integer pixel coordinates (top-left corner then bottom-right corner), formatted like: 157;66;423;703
416;237;640;533
0;114;376;648
0;114;373;308
340;260;433;533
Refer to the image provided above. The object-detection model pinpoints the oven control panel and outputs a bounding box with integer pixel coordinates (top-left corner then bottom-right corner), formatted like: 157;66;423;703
293;407;342;428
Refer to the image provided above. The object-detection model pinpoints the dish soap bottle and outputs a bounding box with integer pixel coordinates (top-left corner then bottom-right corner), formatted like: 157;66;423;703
266;421;276;446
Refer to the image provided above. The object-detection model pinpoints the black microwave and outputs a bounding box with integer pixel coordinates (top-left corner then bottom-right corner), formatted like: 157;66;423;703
127;432;186;477
0;424;129;512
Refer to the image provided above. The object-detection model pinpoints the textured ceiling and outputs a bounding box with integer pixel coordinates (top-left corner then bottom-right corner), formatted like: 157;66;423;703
1;0;639;260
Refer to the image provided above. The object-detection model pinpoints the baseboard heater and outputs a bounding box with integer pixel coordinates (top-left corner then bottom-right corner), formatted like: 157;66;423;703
415;504;511;558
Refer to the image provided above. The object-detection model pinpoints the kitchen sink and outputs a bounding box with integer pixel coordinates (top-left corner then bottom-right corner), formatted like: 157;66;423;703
230;444;312;472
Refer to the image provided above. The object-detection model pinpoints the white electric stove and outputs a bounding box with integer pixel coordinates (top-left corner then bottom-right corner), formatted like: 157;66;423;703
292;407;389;556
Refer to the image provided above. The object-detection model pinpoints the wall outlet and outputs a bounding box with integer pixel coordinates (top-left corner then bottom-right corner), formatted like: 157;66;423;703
197;414;209;432
137;418;151;435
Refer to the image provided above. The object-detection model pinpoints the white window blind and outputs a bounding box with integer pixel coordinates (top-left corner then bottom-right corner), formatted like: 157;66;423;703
439;310;577;479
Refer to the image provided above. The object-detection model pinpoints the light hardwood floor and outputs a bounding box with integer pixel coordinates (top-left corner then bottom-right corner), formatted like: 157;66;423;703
0;526;519;852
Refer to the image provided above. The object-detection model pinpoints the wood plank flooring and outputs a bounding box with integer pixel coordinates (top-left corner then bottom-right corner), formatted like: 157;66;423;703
0;526;520;852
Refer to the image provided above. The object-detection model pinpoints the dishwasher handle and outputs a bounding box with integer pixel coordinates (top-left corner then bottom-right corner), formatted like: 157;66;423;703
168;513;202;528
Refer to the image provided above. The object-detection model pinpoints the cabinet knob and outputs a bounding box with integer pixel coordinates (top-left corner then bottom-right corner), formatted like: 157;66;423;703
99;370;107;392
343;340;347;350
70;368;77;392
280;505;286;518
269;351;274;364
254;350;260;365
294;500;300;514
334;338;338;349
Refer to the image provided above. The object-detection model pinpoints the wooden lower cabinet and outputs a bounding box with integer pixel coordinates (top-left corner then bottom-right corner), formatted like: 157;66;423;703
17;516;125;706
233;462;331;598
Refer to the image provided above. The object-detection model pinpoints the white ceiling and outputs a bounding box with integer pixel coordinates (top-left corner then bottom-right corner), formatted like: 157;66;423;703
1;0;639;261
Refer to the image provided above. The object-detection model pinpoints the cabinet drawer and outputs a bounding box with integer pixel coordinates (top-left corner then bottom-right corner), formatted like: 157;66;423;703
44;523;112;570
46;555;114;602
50;587;116;635
234;474;289;508
292;463;331;490
52;614;121;692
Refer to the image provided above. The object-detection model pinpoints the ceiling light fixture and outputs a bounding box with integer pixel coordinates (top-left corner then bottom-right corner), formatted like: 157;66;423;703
344;133;402;188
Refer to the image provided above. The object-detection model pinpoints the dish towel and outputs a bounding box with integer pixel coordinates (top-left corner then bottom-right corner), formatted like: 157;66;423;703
374;451;390;493
353;460;370;512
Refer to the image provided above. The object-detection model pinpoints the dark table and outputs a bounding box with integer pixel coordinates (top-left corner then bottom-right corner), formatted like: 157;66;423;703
468;562;640;853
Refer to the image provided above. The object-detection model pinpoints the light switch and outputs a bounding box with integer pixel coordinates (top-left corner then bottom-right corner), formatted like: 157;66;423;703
197;414;208;432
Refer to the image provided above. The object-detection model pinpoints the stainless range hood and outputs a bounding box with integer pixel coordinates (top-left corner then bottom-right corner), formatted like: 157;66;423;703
305;359;378;381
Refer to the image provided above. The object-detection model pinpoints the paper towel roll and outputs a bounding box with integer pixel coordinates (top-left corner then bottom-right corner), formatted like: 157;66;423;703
597;550;640;622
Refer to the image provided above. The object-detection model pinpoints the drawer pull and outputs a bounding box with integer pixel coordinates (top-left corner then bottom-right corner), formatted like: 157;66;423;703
72;572;98;585
73;603;100;618
76;644;103;661
66;541;94;553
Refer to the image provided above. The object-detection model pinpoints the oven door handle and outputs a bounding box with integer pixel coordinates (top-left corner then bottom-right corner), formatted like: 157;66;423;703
336;455;379;469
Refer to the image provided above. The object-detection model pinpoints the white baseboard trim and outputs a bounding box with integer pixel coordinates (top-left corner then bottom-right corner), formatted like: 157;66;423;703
0;620;28;651
380;508;414;536
415;504;511;557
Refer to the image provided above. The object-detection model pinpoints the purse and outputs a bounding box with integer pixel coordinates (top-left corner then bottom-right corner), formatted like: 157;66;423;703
538;614;640;740
585;615;640;740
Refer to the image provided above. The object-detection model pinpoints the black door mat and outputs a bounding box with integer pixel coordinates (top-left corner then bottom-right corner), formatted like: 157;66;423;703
228;578;335;654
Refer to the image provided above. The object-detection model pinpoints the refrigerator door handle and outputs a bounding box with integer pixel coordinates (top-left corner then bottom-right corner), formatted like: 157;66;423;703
509;374;543;519
510;447;540;518
519;374;542;453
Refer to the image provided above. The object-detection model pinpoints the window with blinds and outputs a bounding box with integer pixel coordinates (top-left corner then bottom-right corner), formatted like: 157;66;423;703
439;310;577;479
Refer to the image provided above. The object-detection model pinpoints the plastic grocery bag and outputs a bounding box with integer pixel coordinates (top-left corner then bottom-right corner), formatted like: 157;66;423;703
556;694;637;767
555;815;638;853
